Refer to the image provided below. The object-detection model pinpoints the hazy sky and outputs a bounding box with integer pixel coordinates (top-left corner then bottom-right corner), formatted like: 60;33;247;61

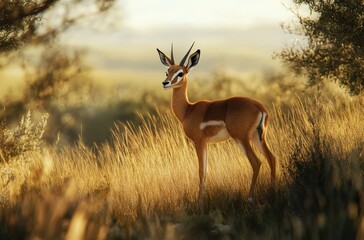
92;0;296;84
2;0;300;92
122;0;293;30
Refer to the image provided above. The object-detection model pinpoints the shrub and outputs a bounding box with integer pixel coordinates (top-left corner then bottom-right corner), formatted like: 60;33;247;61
284;112;364;239
0;111;48;162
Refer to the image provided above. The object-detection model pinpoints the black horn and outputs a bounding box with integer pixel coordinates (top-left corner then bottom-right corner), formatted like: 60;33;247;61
170;43;175;64
179;42;195;66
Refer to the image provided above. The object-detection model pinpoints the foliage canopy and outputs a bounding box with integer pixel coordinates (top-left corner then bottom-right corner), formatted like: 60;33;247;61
0;0;114;54
277;0;364;95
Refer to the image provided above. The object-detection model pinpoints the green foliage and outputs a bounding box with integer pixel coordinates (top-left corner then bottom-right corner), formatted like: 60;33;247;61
0;0;115;54
277;0;364;95
0;0;53;53
0;0;117;145
0;111;48;162
0;46;90;144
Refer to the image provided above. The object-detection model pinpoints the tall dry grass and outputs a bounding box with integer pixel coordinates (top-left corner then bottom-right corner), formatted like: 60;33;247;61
1;95;363;239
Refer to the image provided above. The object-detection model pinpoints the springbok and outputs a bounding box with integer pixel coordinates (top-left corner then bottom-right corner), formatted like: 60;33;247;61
156;43;276;202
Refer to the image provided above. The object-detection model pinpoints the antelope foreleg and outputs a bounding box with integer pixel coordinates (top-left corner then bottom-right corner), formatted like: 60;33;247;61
195;141;207;204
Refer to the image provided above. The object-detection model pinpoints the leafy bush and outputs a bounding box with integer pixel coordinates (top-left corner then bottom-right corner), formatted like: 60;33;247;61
0;111;48;162
276;0;364;94
280;101;364;239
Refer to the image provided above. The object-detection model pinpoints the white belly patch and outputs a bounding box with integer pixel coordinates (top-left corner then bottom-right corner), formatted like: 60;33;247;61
199;120;225;130
200;120;231;143
208;127;231;143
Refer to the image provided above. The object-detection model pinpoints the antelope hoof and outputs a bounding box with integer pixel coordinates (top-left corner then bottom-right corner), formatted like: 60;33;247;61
198;189;206;200
198;186;206;206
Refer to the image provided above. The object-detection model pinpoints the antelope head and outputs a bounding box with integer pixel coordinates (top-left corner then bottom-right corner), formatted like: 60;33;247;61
157;42;201;89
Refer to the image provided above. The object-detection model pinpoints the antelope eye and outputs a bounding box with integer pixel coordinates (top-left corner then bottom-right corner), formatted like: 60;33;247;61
177;72;184;77
165;72;168;76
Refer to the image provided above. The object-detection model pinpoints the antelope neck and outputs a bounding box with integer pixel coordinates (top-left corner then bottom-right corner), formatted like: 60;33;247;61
171;82;190;123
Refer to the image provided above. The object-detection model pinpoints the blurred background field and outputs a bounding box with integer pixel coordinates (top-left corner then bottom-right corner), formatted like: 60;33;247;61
1;0;363;239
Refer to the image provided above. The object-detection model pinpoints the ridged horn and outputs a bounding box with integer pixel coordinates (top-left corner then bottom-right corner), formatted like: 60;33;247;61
179;42;195;66
170;43;175;65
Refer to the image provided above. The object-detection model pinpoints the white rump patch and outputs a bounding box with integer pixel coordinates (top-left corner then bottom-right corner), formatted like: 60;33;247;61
199;120;225;130
256;112;263;128
262;112;266;127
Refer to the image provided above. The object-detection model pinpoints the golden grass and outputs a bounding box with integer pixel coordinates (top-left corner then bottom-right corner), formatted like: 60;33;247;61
1;95;363;239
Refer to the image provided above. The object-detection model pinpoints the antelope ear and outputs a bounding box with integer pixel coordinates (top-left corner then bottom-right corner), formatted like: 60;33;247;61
186;50;200;71
157;48;173;67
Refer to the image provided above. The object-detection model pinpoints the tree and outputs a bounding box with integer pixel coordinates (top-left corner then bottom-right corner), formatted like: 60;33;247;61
0;0;55;53
276;0;364;95
0;0;116;144
0;0;115;54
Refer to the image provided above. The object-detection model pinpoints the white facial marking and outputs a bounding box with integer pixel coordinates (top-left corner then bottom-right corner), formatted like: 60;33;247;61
162;81;171;88
199;120;225;130
171;69;184;85
172;69;184;80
